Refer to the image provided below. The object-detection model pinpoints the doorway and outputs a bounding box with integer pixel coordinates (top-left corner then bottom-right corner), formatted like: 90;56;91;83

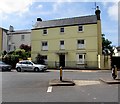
59;55;65;67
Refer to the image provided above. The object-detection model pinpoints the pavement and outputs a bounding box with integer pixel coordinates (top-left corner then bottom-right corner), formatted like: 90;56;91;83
99;78;120;84
49;79;75;86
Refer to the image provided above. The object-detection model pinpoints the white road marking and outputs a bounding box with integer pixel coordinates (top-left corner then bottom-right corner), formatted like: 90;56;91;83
88;93;90;96
93;97;97;100
47;86;52;93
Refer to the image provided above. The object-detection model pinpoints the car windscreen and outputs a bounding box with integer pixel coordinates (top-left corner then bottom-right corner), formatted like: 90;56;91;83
0;61;6;65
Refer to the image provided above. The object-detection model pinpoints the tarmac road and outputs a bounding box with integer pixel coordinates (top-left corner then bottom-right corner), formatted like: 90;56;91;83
1;69;119;103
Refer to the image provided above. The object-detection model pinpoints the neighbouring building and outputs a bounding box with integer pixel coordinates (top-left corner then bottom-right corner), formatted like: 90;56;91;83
0;27;8;56
31;6;110;69
7;26;31;52
113;46;120;56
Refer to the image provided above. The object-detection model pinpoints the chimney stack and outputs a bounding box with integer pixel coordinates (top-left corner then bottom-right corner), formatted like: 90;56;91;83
95;6;101;20
37;18;42;21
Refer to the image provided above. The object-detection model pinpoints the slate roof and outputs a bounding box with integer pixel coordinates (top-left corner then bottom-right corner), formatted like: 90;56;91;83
33;15;97;30
7;29;31;35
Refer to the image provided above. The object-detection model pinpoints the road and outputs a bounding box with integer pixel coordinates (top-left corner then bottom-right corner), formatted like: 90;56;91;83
1;70;119;103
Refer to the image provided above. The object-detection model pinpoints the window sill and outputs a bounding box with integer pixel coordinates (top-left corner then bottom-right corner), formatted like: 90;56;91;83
77;48;85;50
41;50;48;51
42;34;47;36
78;31;84;33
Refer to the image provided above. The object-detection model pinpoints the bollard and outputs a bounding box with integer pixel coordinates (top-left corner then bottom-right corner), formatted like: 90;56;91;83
112;65;117;79
60;66;62;81
115;65;117;78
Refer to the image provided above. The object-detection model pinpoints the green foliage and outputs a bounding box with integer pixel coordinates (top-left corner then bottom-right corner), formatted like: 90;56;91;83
102;34;113;54
2;54;19;68
2;49;31;68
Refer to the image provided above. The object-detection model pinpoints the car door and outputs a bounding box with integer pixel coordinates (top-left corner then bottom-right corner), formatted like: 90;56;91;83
27;61;33;71
21;61;28;70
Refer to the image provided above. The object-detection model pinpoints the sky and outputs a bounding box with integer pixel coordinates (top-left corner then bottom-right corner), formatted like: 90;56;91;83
0;0;119;46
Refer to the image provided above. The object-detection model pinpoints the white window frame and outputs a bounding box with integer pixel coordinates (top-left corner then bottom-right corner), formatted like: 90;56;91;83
60;40;65;50
77;54;85;64
42;41;48;51
77;39;85;49
43;29;47;35
21;35;25;41
60;27;64;33
78;25;83;32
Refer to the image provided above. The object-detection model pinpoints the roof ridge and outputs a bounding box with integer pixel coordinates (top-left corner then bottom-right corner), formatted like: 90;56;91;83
42;15;96;22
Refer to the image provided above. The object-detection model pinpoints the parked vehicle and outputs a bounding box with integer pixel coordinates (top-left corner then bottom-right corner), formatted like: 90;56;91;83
0;61;12;72
16;60;47;72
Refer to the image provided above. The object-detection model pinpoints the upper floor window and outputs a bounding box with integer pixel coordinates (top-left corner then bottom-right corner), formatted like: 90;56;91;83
43;29;47;35
8;36;12;41
60;27;64;33
78;25;83;32
42;41;48;51
77;39;85;49
21;35;25;41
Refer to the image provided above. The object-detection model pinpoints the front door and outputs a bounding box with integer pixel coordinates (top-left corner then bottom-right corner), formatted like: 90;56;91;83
59;55;65;67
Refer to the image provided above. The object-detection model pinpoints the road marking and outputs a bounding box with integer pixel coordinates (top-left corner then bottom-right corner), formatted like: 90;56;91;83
47;86;52;93
93;97;97;100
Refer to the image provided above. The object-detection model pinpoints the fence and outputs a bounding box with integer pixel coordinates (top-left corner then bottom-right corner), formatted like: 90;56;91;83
45;61;98;69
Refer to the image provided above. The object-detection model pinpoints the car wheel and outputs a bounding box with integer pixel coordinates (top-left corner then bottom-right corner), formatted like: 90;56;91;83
16;67;21;72
34;67;39;72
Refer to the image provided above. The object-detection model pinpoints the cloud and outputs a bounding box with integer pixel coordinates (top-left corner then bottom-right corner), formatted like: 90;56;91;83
107;2;118;21
37;4;43;9
0;0;35;15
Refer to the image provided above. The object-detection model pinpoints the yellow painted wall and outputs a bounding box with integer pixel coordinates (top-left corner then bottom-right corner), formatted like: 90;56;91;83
0;28;2;52
31;23;102;68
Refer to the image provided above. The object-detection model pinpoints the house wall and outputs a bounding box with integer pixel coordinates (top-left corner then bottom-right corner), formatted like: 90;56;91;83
0;28;2;53
0;28;8;53
8;33;31;51
31;24;100;68
2;30;8;52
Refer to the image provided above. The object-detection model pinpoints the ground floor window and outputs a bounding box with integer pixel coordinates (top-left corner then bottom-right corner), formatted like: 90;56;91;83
77;54;85;64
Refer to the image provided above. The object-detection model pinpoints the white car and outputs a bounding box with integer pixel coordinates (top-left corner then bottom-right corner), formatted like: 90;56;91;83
16;60;47;72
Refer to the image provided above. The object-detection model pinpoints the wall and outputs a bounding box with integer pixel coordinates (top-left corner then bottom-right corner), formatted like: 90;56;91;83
8;33;31;51
0;28;2;52
32;23;100;68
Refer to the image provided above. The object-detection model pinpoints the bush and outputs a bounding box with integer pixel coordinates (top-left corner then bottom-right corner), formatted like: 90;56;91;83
3;49;31;68
2;55;19;68
35;53;45;64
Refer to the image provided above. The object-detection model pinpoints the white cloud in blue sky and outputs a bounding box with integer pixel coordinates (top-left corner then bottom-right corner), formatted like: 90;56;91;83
0;0;119;46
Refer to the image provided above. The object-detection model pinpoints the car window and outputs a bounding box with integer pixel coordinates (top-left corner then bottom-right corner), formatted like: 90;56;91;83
0;61;5;65
27;61;33;65
20;62;27;64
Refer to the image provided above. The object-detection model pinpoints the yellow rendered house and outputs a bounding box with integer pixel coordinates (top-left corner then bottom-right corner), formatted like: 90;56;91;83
0;27;8;57
0;28;2;53
31;7;108;69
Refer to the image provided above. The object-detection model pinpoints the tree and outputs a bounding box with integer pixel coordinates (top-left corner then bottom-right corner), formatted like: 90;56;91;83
102;34;113;55
20;44;31;52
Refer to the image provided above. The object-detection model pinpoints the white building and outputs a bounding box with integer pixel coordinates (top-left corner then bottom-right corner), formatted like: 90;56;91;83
113;46;120;56
7;26;31;52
